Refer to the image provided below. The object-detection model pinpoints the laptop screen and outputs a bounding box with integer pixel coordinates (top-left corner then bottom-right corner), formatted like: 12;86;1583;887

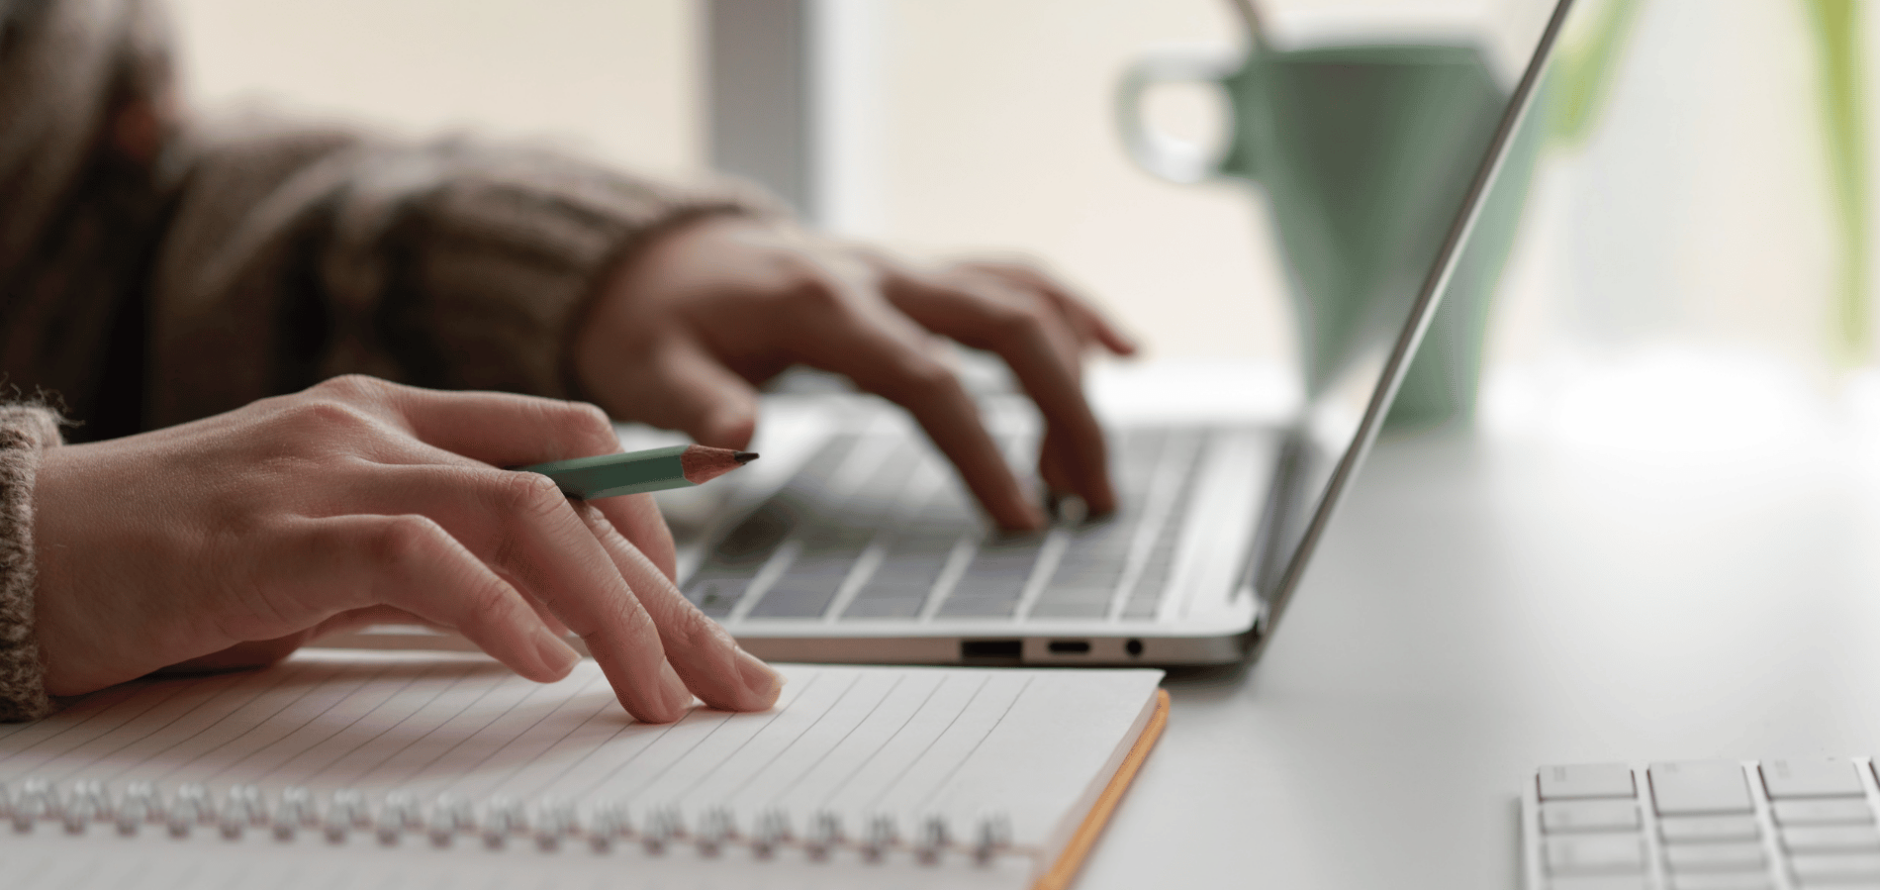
1249;0;1576;650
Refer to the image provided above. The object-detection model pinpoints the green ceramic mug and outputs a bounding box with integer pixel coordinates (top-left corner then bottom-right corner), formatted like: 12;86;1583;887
1118;33;1538;426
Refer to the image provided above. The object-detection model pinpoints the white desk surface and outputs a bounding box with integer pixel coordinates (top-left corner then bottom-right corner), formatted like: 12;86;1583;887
1078;366;1880;889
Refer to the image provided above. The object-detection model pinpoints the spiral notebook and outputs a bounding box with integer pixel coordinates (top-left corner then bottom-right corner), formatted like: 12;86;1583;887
0;650;1167;890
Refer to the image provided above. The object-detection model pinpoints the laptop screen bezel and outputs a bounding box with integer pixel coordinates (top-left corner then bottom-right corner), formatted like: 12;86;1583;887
1247;0;1577;658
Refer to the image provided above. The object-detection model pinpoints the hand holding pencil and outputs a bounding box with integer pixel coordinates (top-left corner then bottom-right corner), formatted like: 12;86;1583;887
29;377;781;725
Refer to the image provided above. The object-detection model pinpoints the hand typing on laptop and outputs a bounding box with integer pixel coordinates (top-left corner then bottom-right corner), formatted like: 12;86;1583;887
29;376;782;725
573;215;1139;531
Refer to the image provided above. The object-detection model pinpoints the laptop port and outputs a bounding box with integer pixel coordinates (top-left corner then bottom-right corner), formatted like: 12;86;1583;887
960;639;1023;661
1047;640;1091;654
1125;638;1144;657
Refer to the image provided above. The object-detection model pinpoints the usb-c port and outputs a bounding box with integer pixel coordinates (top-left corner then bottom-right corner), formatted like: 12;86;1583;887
1046;640;1091;654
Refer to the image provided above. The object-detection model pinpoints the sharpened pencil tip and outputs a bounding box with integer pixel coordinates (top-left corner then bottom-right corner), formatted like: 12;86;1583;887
734;452;759;464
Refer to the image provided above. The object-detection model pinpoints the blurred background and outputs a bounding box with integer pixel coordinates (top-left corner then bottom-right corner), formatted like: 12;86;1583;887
164;0;1880;459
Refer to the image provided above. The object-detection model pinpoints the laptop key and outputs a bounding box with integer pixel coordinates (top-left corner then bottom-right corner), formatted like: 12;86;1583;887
1790;853;1880;881
1764;758;1866;799
1540;764;1637;801
1775;799;1876;826
1668;875;1773;890
938;535;1045;619
1544;835;1646;873
1663;843;1765;872
1547;878;1649;890
1651;762;1754;815
1660;815;1760;844
1782;825;1880;852
1541;801;1641;833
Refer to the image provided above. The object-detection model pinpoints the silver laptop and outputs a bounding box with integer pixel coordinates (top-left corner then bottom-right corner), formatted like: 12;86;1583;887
654;0;1575;667
334;0;1570;668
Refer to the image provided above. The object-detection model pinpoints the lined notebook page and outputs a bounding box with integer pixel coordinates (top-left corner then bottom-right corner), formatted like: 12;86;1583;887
0;651;1162;854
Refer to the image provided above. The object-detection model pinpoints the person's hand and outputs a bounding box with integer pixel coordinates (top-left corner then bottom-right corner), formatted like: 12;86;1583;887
30;375;781;723
575;216;1138;531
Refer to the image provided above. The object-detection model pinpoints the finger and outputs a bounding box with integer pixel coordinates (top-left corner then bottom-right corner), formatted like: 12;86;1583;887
971;262;1139;356
284;514;579;683
326;463;694;722
308;374;624;468
594;494;679;581
319;382;683;582
1038;425;1078;496
787;295;1044;530
575;503;781;712
615;337;762;450
885;272;1117;515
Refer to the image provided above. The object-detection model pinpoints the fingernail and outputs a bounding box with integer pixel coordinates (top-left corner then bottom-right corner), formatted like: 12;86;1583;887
658;660;694;715
735;647;783;708
534;629;581;678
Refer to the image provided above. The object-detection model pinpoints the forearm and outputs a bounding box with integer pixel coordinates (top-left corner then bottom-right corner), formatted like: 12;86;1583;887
147;124;782;427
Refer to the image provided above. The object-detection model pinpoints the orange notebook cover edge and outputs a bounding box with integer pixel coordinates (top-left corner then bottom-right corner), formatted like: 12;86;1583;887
1032;688;1171;890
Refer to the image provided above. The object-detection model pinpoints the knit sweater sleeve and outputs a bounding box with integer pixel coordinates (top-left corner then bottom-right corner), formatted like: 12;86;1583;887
0;406;65;722
145;123;784;427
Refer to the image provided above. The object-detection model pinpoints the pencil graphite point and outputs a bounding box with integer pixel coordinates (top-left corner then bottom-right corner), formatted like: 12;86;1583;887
680;445;758;485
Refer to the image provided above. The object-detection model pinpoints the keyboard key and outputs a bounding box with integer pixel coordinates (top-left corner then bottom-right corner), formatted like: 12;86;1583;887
1545;835;1646;874
1541;765;1637;801
1670;875;1773;890
1670;874;1773;890
937;536;1043;618
1542;801;1641;833
1664;843;1765;872
1764;758;1866;799
1652;762;1754;815
1776;799;1877;826
1790;853;1880;881
1783;825;1880;852
1660;815;1760;844
1549;877;1649;890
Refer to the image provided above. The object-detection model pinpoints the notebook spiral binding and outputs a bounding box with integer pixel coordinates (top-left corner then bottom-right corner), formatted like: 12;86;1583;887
0;776;1018;865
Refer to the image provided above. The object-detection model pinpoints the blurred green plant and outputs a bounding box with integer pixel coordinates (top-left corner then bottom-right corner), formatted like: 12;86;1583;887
1548;0;1644;147
1803;0;1868;364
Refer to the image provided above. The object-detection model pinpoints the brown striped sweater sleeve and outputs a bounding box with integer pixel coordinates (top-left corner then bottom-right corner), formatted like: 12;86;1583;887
0;406;63;721
145;125;783;427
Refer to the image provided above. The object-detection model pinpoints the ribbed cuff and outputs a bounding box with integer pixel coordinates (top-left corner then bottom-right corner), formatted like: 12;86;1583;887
0;405;64;721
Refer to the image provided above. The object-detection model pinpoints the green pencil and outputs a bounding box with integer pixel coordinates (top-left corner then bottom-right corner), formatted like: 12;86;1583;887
522;445;758;500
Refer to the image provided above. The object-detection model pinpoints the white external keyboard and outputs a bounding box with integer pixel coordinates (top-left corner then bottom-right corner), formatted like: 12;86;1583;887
1523;759;1880;890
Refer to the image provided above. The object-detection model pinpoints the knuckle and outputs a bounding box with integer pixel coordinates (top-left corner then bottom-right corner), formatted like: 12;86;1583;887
776;264;846;313
612;592;661;642
986;299;1049;344
363;515;443;571
896;357;965;402
494;469;571;521
657;600;722;653
284;398;378;439
552;400;618;453
312;373;388;400
462;571;518;622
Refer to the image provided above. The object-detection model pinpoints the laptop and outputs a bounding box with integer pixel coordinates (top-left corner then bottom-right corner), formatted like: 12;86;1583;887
643;0;1576;667
336;0;1573;668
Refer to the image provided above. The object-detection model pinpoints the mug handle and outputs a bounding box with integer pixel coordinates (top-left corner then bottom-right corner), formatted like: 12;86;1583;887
1115;50;1242;185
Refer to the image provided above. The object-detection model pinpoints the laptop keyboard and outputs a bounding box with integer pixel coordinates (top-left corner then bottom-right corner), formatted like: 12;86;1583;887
682;427;1209;622
1524;758;1880;890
